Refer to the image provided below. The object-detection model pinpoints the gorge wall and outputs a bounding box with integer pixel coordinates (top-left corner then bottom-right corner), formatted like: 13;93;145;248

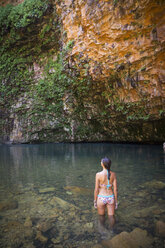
0;0;165;144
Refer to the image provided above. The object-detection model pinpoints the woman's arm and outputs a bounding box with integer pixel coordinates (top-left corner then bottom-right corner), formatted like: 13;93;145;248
113;173;118;208
94;173;99;208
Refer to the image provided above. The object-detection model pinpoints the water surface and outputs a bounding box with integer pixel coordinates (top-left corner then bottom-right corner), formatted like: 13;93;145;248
0;143;164;247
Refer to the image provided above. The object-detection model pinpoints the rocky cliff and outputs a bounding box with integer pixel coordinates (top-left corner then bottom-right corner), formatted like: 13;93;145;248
0;0;165;143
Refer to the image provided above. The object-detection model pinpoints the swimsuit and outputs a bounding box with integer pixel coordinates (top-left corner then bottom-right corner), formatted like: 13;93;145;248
98;194;115;205
98;170;114;205
99;170;112;189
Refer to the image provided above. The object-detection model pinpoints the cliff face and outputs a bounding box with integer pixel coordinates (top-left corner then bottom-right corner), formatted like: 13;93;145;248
0;0;165;143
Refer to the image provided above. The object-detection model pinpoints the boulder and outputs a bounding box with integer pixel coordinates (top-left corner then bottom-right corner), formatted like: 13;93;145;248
102;228;153;248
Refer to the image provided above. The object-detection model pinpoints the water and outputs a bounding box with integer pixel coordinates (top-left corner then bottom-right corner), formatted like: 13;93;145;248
0;143;164;247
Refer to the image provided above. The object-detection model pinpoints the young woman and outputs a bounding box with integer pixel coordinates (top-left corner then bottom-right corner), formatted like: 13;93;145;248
94;157;117;228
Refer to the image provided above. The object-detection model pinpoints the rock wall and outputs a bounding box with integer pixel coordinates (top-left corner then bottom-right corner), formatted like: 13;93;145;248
0;0;165;143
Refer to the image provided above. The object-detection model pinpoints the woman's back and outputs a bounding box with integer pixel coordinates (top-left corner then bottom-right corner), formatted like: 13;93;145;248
97;170;115;196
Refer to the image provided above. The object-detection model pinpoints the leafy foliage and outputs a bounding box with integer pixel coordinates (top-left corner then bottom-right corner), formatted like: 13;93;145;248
0;0;49;34
0;0;59;110
34;41;88;117
0;4;12;34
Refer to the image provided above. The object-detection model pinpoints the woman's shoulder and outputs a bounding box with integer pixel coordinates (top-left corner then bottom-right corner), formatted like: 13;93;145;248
96;171;102;175
96;171;103;177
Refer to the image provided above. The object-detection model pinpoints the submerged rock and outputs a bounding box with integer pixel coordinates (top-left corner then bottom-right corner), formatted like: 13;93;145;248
84;222;94;229
5;221;22;230
24;243;36;248
66;191;73;195
0;200;18;211
38;187;56;194
49;196;79;210
92;245;103;248
102;228;153;248
37;221;53;232
64;186;93;195
133;206;158;218
52;237;62;244
3;221;34;247
135;190;149;198
155;220;165;238
24;217;33;227
143;180;165;190
36;231;48;243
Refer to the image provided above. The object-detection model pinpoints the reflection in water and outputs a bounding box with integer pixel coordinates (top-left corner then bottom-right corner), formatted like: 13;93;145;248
0;143;164;187
0;143;164;247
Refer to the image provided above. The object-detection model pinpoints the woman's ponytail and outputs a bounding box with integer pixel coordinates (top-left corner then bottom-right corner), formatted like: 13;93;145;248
101;157;111;179
107;167;110;180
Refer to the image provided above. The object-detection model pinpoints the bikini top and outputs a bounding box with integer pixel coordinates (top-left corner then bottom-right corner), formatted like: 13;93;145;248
100;170;111;189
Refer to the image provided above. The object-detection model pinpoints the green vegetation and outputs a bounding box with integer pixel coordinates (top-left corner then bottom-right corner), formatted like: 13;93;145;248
113;0;118;6
0;0;59;108
34;53;72;117
141;66;146;71
0;0;59;139
127;113;150;121
159;109;165;117
0;49;33;106
0;0;49;34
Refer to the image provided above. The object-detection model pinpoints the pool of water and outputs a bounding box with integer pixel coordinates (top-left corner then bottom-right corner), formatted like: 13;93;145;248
0;143;164;247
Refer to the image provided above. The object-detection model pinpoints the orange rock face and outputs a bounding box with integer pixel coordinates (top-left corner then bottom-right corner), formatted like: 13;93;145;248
57;0;165;106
